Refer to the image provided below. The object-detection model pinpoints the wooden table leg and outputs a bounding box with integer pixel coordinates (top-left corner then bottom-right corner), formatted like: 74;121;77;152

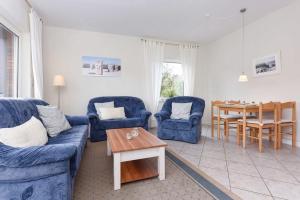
243;108;246;148
217;108;221;140
211;116;214;138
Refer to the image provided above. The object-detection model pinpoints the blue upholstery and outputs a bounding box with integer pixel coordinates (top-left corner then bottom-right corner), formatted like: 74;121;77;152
87;96;151;142
155;96;205;144
0;99;88;200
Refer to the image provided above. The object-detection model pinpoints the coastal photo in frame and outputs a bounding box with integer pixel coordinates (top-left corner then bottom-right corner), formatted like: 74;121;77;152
253;53;281;77
81;56;121;77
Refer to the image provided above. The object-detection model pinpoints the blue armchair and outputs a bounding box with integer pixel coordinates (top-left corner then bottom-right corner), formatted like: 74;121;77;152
155;96;205;144
0;99;89;200
87;96;151;142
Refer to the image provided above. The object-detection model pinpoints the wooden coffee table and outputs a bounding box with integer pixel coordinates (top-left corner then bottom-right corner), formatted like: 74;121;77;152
106;127;167;190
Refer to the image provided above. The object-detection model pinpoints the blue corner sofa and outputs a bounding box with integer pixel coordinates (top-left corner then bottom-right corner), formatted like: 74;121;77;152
87;96;151;142
0;99;89;200
155;96;205;144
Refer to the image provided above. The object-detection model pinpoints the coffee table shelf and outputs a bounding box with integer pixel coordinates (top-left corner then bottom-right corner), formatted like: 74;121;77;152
121;158;158;184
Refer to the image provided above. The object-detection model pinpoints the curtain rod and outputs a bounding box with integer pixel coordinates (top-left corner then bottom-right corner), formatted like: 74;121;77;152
140;38;200;48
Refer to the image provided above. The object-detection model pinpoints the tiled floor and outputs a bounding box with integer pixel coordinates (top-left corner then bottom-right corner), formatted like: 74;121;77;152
158;126;300;200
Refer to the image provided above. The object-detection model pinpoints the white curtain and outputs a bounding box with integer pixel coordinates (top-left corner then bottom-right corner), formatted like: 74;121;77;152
143;40;165;114
180;44;198;96
29;9;43;99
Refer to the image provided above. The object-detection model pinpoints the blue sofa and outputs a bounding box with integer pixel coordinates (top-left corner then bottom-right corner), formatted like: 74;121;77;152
88;96;151;142
0;99;89;200
155;96;205;144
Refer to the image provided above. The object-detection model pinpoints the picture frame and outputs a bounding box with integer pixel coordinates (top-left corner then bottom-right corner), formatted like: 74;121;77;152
81;56;121;77
252;52;281;77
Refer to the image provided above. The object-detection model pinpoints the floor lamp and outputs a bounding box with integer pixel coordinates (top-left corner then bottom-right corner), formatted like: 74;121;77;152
53;75;65;109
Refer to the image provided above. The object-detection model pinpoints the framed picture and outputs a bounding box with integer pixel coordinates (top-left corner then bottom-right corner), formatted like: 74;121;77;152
81;56;121;77
253;53;281;77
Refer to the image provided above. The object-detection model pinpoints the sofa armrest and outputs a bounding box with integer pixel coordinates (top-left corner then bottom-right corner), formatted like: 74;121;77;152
189;112;203;126
154;111;170;123
66;115;89;126
0;144;76;168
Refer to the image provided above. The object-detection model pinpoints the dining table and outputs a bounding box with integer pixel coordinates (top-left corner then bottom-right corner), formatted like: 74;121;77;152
216;103;259;148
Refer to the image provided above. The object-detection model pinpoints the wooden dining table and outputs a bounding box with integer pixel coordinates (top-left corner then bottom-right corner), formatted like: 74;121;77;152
217;103;259;148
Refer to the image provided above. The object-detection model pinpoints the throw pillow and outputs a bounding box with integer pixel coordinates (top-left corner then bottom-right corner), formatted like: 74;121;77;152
37;105;71;137
170;102;193;120
99;107;126;120
0;116;48;148
94;101;114;118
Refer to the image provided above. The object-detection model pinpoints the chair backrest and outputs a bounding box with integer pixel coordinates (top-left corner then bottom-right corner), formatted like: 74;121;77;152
162;96;205;115
277;101;296;122
0;98;48;128
258;102;278;123
87;96;146;118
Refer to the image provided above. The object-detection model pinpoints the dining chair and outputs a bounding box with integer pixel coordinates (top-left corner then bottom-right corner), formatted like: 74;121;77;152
211;100;242;139
277;101;296;148
237;102;278;152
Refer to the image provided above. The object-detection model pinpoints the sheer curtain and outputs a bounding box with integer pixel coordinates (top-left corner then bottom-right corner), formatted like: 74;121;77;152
143;40;165;115
29;9;43;99
180;44;198;96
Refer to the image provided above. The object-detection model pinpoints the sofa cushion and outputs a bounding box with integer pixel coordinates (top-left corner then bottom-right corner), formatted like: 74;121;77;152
47;125;88;177
161;119;191;131
99;107;126;120
0;116;48;148
37;105;71;137
96;118;143;130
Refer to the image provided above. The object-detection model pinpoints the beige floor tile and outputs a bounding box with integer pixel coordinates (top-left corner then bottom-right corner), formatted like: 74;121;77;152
229;172;270;195
251;157;284;170
227;161;260;177
226;153;253;164
198;166;230;189
181;146;203;157
257;166;298;184
231;188;273;200
180;153;200;166
275;154;300;163
281;161;300;174
264;179;300;200
201;149;226;160
199;156;227;170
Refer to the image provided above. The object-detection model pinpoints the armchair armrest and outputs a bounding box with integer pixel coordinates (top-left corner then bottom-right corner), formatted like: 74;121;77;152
0;144;76;168
189;112;203;126
66;115;89;126
140;110;152;120
154;111;170;122
87;112;99;121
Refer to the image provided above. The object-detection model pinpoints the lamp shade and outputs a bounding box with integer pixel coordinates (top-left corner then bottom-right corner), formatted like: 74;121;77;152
53;75;65;86
238;74;248;82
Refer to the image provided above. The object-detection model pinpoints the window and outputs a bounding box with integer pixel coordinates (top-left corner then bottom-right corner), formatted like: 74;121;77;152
0;23;19;97
160;62;184;98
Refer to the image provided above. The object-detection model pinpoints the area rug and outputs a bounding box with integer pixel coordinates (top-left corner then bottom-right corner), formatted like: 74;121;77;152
73;141;233;200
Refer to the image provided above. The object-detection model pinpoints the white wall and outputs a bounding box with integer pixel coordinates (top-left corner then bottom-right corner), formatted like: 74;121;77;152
204;0;300;144
43;26;147;115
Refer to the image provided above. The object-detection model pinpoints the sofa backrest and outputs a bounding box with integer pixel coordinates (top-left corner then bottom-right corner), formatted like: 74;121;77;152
88;96;146;118
0;99;48;128
161;96;205;114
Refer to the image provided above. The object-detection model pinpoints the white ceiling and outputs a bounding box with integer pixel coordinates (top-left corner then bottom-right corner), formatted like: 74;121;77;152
29;0;294;43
